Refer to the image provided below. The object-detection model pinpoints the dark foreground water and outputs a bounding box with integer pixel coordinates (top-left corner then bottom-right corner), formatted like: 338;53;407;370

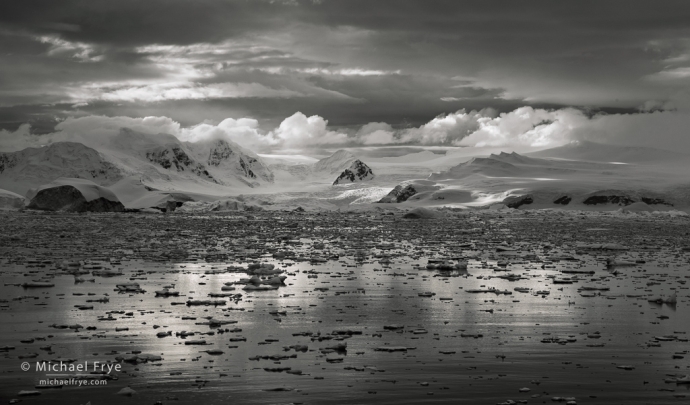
0;210;688;404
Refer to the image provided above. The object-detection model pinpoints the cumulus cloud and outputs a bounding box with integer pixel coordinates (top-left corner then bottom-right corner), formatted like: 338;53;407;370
0;124;35;152
349;109;499;146
0;112;347;153
180;112;349;150
1;115;267;152
453;106;690;152
456;107;585;148
56;115;182;139
173;112;351;151
356;122;395;145
269;112;349;148
399;109;495;145
1;116;182;152
362;106;690;152
639;99;676;112
179;118;278;151
3;107;690;154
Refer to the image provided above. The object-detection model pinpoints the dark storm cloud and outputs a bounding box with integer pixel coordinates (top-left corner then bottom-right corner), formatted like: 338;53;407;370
1;0;689;137
6;1;689;46
0;0;289;46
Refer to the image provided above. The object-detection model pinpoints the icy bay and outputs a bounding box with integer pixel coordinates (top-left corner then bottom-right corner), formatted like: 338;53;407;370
0;209;688;404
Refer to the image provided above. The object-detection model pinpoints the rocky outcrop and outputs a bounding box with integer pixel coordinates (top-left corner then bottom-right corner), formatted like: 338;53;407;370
640;197;673;206
174;198;265;213
28;185;124;212
189;139;274;185
402;207;442;219
0;154;18;173
145;147;216;182
205;140;273;181
207;141;234;167
583;195;634;206
333;160;375;185
502;194;533;209
377;185;417;203
164;201;182;213
238;157;257;179
583;194;673;207
554;196;571;205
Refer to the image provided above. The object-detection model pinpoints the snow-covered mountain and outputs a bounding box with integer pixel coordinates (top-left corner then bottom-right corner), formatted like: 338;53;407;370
377;184;419;203
528;140;689;164
429;151;567;180
270;149;376;186
0;142;125;196
185;138;274;185
313;150;358;174
269;163;314;181
0;129;275;197
91;128;273;189
379;144;690;209
332;159;375;185
5;135;690;212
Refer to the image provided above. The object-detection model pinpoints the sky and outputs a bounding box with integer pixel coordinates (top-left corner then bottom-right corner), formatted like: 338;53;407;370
1;0;690;154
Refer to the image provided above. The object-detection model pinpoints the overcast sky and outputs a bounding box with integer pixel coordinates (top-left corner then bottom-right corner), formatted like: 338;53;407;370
1;0;690;152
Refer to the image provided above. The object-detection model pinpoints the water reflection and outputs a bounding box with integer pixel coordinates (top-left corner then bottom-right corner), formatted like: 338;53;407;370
0;246;688;404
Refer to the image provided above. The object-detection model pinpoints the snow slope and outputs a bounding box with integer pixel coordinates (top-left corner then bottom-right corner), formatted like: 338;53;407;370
0;142;125;196
108;175;225;210
313;150;358;175
162;142;690;212
377;142;690;209
90;128;272;191
529;140;689;164
0;129;276;198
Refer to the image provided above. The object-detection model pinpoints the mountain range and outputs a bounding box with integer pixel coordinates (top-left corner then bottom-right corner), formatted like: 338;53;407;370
2;132;690;212
0;131;377;210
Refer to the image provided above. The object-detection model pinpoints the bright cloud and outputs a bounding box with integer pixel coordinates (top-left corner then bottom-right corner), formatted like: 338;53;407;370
356;122;395;145
4;107;690;154
300;68;401;76
0;124;34;151
269;112;348;147
399;109;495;145
1;116;182;151
26;36;371;105
457;107;584;148
38;35;104;62
180;118;278;151
646;67;690;82
72;82;303;103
